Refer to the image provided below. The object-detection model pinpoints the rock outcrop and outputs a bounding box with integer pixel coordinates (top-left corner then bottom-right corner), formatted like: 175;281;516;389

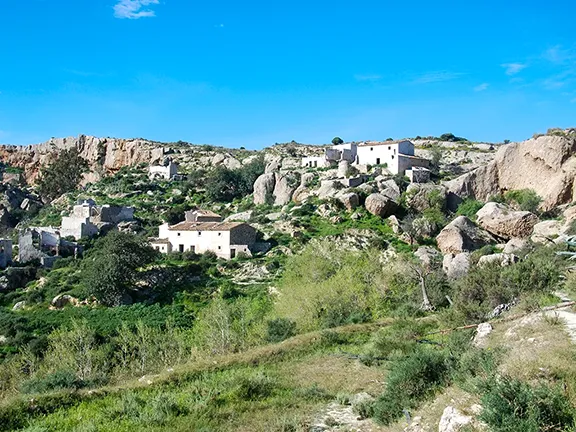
436;216;493;254
477;253;519;267
443;252;471;279
445;133;576;211
406;183;447;212
365;193;397;218
476;202;538;240
273;172;299;206
253;173;276;205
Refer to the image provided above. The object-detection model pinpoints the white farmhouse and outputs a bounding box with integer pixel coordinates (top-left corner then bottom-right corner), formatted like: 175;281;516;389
303;140;429;176
151;210;257;259
149;159;179;180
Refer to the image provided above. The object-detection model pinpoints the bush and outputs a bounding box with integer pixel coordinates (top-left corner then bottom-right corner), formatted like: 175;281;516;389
21;369;80;394
231;373;277;401
479;377;575;432
205;156;265;202
266;318;297;343
504;189;542;213
456;199;484;219
372;348;451;424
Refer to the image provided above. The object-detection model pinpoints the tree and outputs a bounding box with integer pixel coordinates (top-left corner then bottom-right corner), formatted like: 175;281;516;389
37;148;89;201
83;232;158;306
331;137;344;145
205;156;265;202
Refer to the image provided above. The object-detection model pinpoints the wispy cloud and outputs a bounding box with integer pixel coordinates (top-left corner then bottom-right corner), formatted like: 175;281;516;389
114;0;160;19
501;63;527;76
411;71;464;84
354;74;382;82
474;83;489;92
543;45;575;64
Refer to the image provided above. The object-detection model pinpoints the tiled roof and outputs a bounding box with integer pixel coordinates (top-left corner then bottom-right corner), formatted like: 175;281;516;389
168;221;247;232
357;140;412;147
192;209;221;218
150;238;171;244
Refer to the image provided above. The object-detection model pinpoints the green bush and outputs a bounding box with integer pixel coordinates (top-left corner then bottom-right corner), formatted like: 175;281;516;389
479;377;575;432
372;348;451;425
456;199;484;219
266;318;297;343
504;189;542;213
231;373;277;401
37;148;88;201
21;369;80;394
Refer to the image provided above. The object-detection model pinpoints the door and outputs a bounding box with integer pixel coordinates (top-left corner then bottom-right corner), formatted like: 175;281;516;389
230;248;236;259
179;244;184;253
376;158;380;165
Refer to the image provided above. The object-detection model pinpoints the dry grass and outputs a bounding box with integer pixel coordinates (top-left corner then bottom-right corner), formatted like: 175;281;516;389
287;352;385;395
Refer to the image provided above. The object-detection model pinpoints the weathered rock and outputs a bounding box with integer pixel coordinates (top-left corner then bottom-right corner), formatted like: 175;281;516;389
436;216;493;254
300;172;316;187
338;160;350;178
478;253;519;267
444;133;576;211
51;294;78;308
265;157;282;173
317;180;343;200
337;192;359;210
503;238;528;254
443;252;471;279
438;406;473;432
273;172;299;206
476;202;538;239
253;173;276;205
211;154;226;165
531;220;564;244
473;323;493;348
406;183;447;212
375;177;401;201
415;246;441;267
388;215;401;234
12;300;26;311
225;210;253;222
365;193;398;218
223;157;241;170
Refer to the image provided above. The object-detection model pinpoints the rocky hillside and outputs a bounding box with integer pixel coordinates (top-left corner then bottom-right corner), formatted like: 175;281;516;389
445;129;576;211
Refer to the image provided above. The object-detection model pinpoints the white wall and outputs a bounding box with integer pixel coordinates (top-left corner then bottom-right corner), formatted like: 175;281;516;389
163;228;234;259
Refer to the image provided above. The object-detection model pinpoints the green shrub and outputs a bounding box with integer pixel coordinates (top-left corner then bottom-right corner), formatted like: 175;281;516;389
479;377;575;432
372;348;451;425
456;199;484;219
504;189;542;213
21;369;80;394
231;373;277;401
266;318;297;343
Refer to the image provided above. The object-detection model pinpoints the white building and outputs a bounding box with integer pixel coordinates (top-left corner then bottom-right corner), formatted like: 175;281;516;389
151;210;257;259
303;140;429;176
149;159;179;180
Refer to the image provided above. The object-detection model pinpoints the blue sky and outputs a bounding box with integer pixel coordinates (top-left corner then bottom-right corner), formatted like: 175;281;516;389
1;1;576;148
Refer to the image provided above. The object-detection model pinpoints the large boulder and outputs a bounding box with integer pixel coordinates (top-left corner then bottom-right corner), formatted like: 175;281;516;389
531;219;565;244
374;177;400;201
317;180;343;200
436;216;493;254
406;183;447;212
365;193;397;218
51;294;78;308
476;202;538;239
337;192;359;210
253;173;276;205
337;160;350;178
414;246;441;268
443;252;471;279
273;172;299;206
503;238;528;254
444;133;576;211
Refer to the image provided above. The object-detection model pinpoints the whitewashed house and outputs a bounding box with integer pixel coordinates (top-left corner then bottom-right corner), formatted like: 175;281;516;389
303;140;429;176
151;210;257;259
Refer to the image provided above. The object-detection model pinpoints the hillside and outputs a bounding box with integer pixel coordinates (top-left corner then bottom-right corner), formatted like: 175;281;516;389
2;129;576;431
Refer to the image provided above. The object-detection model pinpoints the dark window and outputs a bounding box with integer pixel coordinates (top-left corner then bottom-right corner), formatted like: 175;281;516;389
392;155;395;159
179;244;184;253
218;232;221;236
370;147;373;151
198;231;202;236
230;248;236;258
376;158;380;164
218;246;221;250
177;233;181;236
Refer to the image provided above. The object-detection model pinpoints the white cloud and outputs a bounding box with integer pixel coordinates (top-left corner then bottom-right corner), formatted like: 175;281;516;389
543;45;575;64
474;83;489;92
411;71;464;84
354;74;382;82
114;0;160;19
501;63;527;76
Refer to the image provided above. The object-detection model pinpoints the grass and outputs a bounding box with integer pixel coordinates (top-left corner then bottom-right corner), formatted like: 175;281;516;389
0;319;394;431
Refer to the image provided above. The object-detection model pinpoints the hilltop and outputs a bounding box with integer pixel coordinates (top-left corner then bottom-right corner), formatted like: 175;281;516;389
1;128;576;431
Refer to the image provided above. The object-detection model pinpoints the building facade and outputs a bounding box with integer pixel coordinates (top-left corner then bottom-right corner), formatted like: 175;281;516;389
149;159;179;180
151;211;257;259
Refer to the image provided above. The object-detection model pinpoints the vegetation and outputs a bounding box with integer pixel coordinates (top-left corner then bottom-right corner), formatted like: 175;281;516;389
205;156;265;202
456;198;484;219
37;148;88;201
83;232;159;306
331;136;344;145
504;189;542;213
